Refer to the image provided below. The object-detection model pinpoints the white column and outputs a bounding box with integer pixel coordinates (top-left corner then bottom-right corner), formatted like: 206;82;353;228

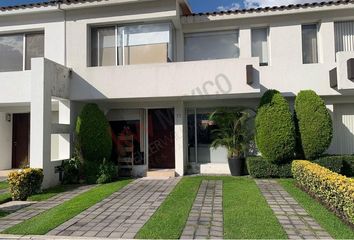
175;102;185;176
239;28;252;59
318;21;335;64
30;58;54;188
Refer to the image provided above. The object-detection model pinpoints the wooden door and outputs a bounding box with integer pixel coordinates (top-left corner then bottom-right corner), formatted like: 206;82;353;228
148;109;175;169
12;113;30;168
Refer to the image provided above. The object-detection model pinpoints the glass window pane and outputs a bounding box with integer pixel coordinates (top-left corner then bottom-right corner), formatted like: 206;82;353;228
184;31;239;61
0;34;23;72
335;21;354;53
302;24;318;64
251;28;269;66
91;27;116;66
119;23;172;65
25;33;44;70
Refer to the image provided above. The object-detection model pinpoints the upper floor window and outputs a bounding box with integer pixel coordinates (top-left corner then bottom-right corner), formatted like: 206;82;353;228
251;28;269;66
0;32;44;72
335;21;354;53
184;30;239;61
90;23;173;67
302;24;318;64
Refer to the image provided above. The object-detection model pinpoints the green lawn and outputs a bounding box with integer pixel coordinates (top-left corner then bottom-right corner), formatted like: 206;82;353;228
3;179;132;235
137;176;286;239
136;177;202;239
0;181;8;190
279;179;354;239
28;184;83;202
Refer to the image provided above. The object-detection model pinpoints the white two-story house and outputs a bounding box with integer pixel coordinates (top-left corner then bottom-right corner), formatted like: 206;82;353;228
0;0;353;187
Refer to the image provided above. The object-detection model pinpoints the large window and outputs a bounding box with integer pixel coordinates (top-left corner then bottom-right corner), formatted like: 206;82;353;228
251;28;269;66
91;23;173;67
302;24;318;64
335;21;354;53
0;32;44;72
184;30;240;61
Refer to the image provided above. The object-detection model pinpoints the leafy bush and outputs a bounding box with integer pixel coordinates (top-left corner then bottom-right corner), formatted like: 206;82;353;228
8;168;44;201
61;159;81;184
341;156;354;177
246;156;292;178
76;103;112;182
97;159;117;184
255;90;296;164
292;160;354;225
313;156;343;174
294;90;333;159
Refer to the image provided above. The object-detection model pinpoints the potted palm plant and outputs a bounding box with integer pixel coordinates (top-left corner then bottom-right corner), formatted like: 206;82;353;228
209;108;254;176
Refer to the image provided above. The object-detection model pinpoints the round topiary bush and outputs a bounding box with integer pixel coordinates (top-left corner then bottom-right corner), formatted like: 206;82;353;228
76;103;112;177
255;90;296;164
294;90;333;159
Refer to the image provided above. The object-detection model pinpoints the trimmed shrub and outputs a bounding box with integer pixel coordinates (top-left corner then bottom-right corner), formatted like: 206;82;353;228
313;156;344;174
292;160;354;225
255;90;296;164
61;159;81;184
97;159;117;184
76;103;112;183
8;168;43;201
246;156;292;178
294;90;333;159
342;156;354;177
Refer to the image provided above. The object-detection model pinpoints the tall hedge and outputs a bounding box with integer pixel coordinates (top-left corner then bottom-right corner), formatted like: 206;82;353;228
295;90;333;159
255;90;296;164
76;103;112;164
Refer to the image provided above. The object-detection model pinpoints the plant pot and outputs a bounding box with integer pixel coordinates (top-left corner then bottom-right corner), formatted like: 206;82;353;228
228;157;244;176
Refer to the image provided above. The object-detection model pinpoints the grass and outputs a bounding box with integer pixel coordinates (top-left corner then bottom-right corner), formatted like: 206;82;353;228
3;179;132;235
28;184;83;202
223;177;286;239
0;193;11;205
0;181;8;190
279;179;354;239
137;176;287;239
136;177;202;239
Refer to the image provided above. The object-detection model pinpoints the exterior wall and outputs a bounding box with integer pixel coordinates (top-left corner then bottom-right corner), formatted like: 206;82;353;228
0;113;12;170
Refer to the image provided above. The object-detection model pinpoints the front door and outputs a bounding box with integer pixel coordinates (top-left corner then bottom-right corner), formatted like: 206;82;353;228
148;109;175;169
12;113;30;168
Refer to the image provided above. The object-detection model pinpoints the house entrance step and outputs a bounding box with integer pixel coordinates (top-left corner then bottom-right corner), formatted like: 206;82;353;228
146;169;175;179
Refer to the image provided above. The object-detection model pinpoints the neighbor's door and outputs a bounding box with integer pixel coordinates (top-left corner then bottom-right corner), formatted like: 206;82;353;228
148;109;175;169
12;113;30;168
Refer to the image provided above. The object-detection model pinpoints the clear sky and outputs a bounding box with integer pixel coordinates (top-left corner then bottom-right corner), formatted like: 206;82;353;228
0;0;329;12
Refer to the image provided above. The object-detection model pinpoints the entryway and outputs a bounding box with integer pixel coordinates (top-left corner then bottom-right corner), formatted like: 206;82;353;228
12;113;30;169
148;109;175;169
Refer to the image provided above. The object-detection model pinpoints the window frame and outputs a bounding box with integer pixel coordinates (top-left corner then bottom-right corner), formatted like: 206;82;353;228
90;22;175;67
251;27;270;66
301;23;319;64
0;31;44;72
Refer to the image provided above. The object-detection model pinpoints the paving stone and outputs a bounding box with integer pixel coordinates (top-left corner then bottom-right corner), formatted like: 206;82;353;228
255;179;333;240
49;178;180;238
180;180;223;239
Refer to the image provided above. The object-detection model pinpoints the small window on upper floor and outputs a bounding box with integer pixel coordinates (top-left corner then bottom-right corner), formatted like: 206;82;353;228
184;30;239;61
334;21;354;54
302;24;318;64
251;28;269;66
90;23;174;67
0;32;44;72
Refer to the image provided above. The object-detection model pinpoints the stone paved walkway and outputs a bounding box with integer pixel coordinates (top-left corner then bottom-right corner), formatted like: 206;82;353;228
0;185;95;232
48;178;180;239
181;180;223;239
256;179;333;239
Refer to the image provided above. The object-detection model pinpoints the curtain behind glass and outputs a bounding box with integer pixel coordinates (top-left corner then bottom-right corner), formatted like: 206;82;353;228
0;34;23;72
335;21;354;53
302;25;318;64
25;33;44;70
251;28;269;66
91;27;115;66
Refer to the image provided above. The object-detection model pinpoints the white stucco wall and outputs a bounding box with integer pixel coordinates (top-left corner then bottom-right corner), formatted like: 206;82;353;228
0;113;12;170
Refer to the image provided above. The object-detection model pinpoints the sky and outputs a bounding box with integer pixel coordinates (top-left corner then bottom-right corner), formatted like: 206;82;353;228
0;0;330;12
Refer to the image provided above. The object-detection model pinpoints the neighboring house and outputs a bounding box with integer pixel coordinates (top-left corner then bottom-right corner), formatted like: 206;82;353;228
0;0;353;187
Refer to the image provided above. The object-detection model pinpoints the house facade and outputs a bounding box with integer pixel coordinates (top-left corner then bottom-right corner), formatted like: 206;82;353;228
0;0;353;187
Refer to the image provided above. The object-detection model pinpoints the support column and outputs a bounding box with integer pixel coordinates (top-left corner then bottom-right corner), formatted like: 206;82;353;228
239;28;252;59
30;58;54;188
175;102;185;176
